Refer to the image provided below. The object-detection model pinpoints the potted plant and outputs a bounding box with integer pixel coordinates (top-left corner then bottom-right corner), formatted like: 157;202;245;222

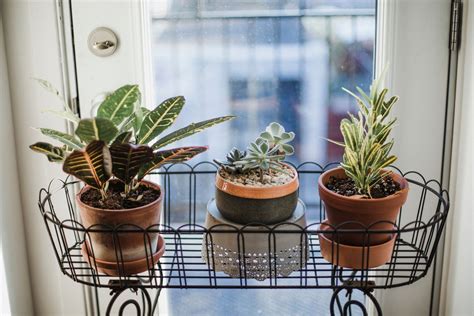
213;122;299;225
318;76;409;268
30;81;234;275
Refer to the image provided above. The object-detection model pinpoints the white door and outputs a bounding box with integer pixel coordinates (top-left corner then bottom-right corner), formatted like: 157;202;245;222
33;0;458;314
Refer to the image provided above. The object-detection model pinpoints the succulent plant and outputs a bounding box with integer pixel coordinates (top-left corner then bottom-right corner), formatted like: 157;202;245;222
331;75;398;197
257;122;295;155
30;82;234;199
213;147;246;174
216;122;295;183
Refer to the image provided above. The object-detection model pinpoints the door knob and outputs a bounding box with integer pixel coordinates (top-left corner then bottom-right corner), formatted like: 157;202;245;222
88;27;118;57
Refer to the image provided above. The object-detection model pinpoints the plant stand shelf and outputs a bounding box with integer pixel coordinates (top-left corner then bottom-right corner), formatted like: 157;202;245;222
39;162;449;316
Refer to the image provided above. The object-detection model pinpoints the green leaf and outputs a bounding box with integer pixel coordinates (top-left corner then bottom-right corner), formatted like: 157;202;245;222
138;146;207;180
112;131;133;145
34;78;80;124
97;85;140;125
62;140;112;189
151;116;235;149
29;142;65;162
75;118;118;144
34;78;62;98
110;144;153;184
133;107;150;133
137;96;185;144
39;128;83;149
121;107;150;134
42;108;80;124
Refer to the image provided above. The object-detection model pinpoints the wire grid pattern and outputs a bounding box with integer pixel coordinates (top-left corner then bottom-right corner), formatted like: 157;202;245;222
38;162;449;291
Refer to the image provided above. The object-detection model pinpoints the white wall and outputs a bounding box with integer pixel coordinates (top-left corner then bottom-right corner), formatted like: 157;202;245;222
0;11;33;316
2;0;85;314
441;1;473;315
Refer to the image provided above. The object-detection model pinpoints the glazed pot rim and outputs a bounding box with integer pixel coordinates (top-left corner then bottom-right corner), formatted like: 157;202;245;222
318;167;409;203
215;163;299;199
76;179;163;213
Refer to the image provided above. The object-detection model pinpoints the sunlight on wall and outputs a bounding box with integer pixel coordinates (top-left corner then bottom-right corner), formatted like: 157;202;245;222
0;244;11;315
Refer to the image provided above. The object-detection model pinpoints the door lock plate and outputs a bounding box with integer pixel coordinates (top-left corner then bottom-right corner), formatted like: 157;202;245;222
88;27;118;57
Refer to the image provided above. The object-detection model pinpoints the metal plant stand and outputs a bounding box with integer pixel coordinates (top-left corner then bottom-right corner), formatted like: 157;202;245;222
38;162;449;316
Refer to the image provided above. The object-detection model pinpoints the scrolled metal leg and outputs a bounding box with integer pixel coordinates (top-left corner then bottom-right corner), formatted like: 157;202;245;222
329;266;382;316
106;287;152;316
330;288;382;316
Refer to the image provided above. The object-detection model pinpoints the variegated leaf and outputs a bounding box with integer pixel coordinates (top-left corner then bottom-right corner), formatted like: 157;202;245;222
39;128;83;149
110;144;153;184
138;146;207;180
63;140;112;189
151;116;235;149
137;96;185;144
112;131;133;145
42;108;80;124
29;142;65;162
75;118;118;144
121;107;150;134
133;107;150;133
97;85;140;125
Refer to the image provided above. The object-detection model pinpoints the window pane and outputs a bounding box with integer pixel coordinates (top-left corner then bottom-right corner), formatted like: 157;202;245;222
150;1;375;314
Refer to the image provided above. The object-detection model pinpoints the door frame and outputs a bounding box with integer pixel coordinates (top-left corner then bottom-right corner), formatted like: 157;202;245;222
2;0;459;314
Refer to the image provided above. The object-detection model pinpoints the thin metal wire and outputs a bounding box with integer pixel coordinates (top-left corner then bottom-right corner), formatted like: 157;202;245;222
37;162;449;315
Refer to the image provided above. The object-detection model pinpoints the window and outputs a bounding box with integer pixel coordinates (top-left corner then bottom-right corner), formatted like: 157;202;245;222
150;1;375;314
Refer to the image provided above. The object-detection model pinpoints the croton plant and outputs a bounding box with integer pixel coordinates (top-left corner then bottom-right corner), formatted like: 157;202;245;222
30;80;234;199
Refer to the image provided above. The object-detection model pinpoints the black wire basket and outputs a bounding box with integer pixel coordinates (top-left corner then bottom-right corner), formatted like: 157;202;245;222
38;162;449;315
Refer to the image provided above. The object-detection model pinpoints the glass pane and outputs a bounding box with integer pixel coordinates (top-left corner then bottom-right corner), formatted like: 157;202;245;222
150;1;375;314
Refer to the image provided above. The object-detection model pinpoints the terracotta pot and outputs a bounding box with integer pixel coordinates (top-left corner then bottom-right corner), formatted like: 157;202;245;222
81;234;166;276
76;180;162;263
318;167;408;246
215;164;299;225
319;220;396;269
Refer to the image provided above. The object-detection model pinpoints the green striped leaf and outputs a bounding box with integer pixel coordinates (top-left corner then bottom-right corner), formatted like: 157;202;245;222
42;108;80;124
110;144;153;184
138;146;207;180
112;131;133;145
151;116;235;149
97;85;140;125
137;96;185;144
75;118;118;144
63;140;112;189
121;107;150;134
39;128;83;149
133;107;150;133
29;142;65;162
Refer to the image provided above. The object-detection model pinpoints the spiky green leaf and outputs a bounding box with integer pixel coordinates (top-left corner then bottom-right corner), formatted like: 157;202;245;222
151;116;235;149
75;118;118;144
137;96;185;144
97;85;140;125
62;140;112;189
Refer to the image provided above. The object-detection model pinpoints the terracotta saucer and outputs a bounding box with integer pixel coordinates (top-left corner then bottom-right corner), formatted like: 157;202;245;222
81;234;166;276
318;220;396;269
